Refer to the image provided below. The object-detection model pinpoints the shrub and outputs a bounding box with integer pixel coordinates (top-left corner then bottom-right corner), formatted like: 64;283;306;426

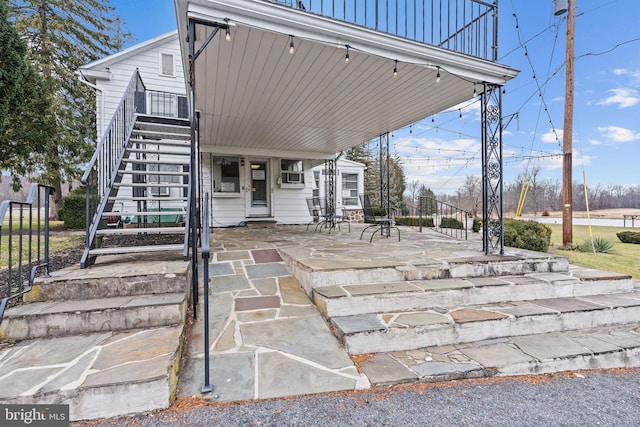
440;217;465;229
577;237;613;253
395;216;434;227
541;209;550;217
58;188;87;229
617;231;640;244
504;219;552;252
472;217;482;233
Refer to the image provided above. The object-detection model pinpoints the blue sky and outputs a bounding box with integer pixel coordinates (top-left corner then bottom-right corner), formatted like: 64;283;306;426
112;0;640;195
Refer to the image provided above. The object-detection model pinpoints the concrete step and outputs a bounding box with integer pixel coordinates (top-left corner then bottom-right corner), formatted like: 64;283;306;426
358;323;640;386
88;244;184;257
331;291;640;354
0;325;185;421
125;147;189;156
282;249;571;296
24;265;188;303
0;293;187;341
313;270;635;318
128;138;191;147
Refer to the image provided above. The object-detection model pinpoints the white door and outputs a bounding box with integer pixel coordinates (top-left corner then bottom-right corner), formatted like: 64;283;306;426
246;159;270;217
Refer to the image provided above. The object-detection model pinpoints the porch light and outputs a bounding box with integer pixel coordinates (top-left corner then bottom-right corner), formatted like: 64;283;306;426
345;45;350;63
224;18;231;41
393;60;398;77
289;35;295;54
436;66;441;83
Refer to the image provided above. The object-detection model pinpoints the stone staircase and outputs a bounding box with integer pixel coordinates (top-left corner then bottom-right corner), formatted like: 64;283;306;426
0;255;190;421
283;251;640;382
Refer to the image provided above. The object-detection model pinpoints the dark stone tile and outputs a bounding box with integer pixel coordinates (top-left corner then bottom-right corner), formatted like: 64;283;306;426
251;249;282;264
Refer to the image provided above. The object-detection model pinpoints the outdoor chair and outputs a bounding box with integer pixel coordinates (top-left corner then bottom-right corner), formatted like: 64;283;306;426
306;197;325;231
359;194;400;242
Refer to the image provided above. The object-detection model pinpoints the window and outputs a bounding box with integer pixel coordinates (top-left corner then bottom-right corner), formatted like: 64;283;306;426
313;171;320;197
212;156;240;193
280;159;304;185
160;53;174;77
341;173;358;205
149;164;181;196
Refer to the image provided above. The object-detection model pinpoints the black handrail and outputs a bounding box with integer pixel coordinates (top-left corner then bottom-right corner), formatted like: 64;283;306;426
417;196;469;239
0;184;55;324
80;70;145;268
267;0;497;60
200;192;212;394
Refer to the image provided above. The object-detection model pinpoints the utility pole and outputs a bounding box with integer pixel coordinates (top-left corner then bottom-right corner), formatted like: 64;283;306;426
556;0;575;246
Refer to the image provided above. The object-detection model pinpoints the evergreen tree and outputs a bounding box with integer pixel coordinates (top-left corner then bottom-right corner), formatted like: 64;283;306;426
8;0;129;214
0;0;55;190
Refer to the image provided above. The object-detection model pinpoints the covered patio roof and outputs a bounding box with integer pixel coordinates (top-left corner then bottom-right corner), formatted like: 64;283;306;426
174;0;519;158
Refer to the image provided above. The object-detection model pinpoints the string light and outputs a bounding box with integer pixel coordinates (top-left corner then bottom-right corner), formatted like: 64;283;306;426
289;35;295;54
458;109;462;119
409;124;413;134
473;83;477;97
393;59;398;77
224;18;231;41
436;66;441;82
345;45;350;63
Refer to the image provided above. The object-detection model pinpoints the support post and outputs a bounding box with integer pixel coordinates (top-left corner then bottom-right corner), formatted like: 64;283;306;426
324;159;336;227
562;0;575;246
379;133;390;219
481;84;504;255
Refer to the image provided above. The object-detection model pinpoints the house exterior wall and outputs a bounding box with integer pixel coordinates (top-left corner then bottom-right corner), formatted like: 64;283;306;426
82;32;364;227
86;33;185;137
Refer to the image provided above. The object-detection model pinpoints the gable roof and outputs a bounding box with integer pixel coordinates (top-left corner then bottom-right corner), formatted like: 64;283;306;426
81;30;178;72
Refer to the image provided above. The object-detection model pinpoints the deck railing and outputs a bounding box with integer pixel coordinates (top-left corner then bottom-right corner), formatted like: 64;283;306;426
417;196;469;239
0;184;55;323
146;90;188;119
270;0;497;60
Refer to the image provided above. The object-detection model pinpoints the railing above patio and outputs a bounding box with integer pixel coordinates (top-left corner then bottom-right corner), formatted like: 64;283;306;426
269;0;497;60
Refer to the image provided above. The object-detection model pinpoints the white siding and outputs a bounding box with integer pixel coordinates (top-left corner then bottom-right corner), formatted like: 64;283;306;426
93;37;185;136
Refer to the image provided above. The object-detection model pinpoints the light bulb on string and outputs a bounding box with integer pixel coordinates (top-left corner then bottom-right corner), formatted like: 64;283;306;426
345;45;350;63
289;35;295;54
473;83;477;97
224;18;231;41
393;60;398;77
436;66;441;83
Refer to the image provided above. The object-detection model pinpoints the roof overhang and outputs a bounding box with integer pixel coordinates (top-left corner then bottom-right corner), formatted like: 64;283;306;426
175;0;519;157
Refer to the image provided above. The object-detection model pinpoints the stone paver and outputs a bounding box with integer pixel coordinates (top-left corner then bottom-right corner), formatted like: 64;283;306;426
460;343;534;367
330;314;386;334
511;333;591;360
411;361;481;378
245;263;290;279
360;354;419;385
449;308;509;323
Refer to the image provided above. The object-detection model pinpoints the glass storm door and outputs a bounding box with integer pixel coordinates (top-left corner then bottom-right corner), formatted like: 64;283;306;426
246;160;270;217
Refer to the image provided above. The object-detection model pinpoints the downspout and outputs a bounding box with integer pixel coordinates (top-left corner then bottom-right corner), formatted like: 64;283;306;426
76;70;104;139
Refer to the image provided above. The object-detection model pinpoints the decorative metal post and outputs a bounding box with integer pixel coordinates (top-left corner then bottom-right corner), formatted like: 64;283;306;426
324;159;336;227
379;133;390;219
481;84;504;255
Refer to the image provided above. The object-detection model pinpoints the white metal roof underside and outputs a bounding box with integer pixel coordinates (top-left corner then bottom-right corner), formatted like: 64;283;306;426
175;0;519;158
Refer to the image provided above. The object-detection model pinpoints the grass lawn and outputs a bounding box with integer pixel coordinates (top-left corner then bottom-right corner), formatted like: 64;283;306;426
0;232;81;269
546;223;640;279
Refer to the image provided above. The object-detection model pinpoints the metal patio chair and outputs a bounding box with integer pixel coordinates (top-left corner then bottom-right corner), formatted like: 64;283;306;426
359;194;400;242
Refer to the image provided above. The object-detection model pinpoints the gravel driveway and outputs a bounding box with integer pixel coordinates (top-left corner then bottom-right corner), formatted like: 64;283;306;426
74;369;639;426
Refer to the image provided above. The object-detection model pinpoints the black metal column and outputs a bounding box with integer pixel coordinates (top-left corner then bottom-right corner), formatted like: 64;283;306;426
379;133;390;218
481;84;504;255
324;159;336;226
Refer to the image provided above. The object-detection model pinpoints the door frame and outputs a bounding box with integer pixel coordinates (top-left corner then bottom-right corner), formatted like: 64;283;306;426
245;158;271;217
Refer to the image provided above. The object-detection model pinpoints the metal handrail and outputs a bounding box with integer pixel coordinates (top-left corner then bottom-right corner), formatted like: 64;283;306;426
267;0;497;60
80;70;145;268
417;196;469;239
200;192;212;393
0;184;55;324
